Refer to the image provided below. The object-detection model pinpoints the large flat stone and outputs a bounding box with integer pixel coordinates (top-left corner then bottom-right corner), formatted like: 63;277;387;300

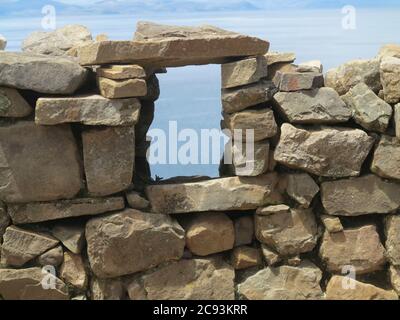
342;82;392;133
326;276;398;300
0;121;82;203
145;173;281;214
265;52;295;66
223;108;278;142
97;64;147;80
221;56;268;89
0;52;88;94
274;124;374;178
325;59;381;95
255;205;318;256
7;197;125;224
0;268;69;300
273;87;351;124
127;257;235;300
319;225;387;274
221;80;277;114
82;126;135;197
0;87;32;118
78;22;269;67
36;94;141;126
86;209;185;278
321;175;400;216
1;226;59;267
237;262;324;300
371;136;400;180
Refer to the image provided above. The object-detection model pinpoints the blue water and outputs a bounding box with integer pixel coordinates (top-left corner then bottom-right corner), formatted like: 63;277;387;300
1;9;400;178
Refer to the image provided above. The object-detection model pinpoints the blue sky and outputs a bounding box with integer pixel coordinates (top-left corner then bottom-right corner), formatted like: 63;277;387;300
1;0;400;16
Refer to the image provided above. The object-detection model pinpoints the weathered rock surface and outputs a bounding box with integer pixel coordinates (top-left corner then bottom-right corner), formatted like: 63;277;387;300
274;124;374;178
285;173;319;208
38;246;64;267
97;64;147;80
231;140;270;176
8;197;125;224
231;246;261;270
238;262;324;300
82;126;135;197
1;226;59;267
22;25;92;56
221;56;268;89
90;277;124;300
380;56;400;104
146;173;281;214
389;266;400;295
51;222;85;254
342;82;392;133
0;52;88;94
325;59;381;95
326;276;398;300
78;22;269;67
128;257;235;300
261;245;281;266
371;136;400;180
273;88;351;124
0;34;6;50
0;202;10;239
296;60;323;73
234;215;254;247
0;87;32;118
86;209;185;278
223;108;278;142
267;62;297;81
97;77;147;99
265;52;296;66
184;213;234;256
321;175;400;216
0;121;82;203
255;205;318;256
36;95;141;126
0;268;69;300
319;225;386;274
221;80;277;114
274;72;324;92
60;252;88;290
385;215;400;266
378;44;400;60
321;215;343;233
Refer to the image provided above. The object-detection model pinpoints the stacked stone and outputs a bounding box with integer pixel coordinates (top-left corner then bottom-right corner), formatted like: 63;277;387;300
220;56;277;177
1;21;400;301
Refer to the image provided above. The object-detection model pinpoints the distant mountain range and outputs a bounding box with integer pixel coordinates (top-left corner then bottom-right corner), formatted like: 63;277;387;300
1;0;399;16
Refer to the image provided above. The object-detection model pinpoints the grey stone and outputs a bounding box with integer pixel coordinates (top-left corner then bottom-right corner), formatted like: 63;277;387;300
8;197;125;224
371;135;400;180
274;124;374;178
38;246;64;267
321;175;400;216
0;51;88;94
274;72;324;92
285;173;319;208
342;82;392;133
273;88;351;124
36;94;141;126
0;87;32;118
86;209;185;278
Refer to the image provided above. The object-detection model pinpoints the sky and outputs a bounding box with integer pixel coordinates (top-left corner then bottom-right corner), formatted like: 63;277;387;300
1;0;400;16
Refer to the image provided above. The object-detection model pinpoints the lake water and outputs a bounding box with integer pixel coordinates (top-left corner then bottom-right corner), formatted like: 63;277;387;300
1;9;399;178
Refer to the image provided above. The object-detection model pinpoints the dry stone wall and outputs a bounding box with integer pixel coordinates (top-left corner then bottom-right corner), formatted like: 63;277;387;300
0;22;400;300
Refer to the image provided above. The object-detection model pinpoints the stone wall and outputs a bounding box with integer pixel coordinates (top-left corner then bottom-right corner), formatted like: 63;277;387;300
0;22;400;300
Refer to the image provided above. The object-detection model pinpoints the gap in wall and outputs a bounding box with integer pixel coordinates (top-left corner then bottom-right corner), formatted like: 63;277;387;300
148;65;224;180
